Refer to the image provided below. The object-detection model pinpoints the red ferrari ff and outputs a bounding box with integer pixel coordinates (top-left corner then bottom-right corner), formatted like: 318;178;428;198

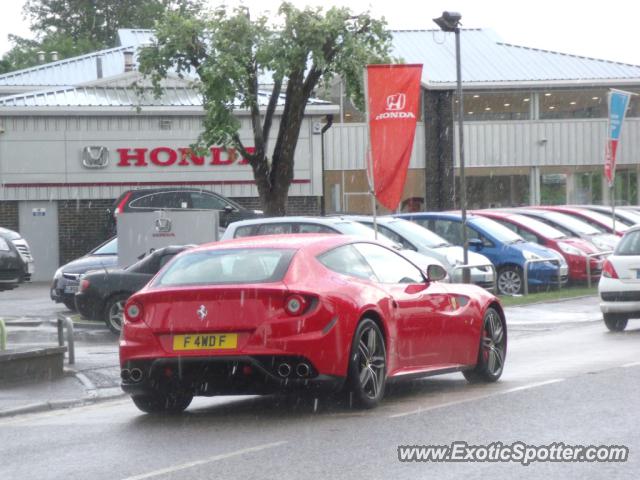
120;235;507;413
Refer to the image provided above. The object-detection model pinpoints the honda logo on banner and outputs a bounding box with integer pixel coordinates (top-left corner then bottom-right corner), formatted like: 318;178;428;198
367;64;423;210
604;89;635;187
386;93;406;111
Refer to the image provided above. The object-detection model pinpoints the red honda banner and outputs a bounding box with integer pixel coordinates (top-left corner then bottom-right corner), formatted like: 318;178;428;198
367;64;422;211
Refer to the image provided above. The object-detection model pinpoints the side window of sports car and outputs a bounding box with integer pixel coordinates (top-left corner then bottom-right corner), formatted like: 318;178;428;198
354;243;424;284
317;245;377;281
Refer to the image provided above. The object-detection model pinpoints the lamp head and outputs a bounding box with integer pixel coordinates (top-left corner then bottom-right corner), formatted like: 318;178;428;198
433;11;462;32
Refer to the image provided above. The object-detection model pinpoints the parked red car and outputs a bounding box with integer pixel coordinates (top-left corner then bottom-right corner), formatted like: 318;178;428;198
474;210;605;282
120;234;506;413
532;206;629;237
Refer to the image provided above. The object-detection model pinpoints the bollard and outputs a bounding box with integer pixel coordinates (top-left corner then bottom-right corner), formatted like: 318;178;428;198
56;313;75;364
0;318;6;351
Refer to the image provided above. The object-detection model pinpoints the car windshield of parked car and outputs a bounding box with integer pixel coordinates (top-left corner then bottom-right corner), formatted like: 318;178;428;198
579;209;630;232
540;211;601;235
92;237;118;255
154;248;294;286
614;230;640;255
508;214;567;239
332;221;401;249
385;219;451;248
470;216;524;243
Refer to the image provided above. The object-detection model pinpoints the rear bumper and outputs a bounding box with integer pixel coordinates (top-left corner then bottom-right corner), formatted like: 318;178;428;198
121;355;345;396
75;291;102;320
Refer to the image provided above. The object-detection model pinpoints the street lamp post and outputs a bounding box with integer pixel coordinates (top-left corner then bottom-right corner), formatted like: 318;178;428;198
433;11;469;283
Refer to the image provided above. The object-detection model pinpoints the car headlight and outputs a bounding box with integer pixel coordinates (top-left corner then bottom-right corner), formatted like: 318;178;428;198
0;238;9;251
557;242;585;256
522;250;542;261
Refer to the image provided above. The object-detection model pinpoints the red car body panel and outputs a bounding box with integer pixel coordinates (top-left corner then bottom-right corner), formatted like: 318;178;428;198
474;210;604;282
120;234;501;394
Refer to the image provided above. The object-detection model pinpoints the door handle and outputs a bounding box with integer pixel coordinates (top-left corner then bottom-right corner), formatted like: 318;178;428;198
392;300;398;309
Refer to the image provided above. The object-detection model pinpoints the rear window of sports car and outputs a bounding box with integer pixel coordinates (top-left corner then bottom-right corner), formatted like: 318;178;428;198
153;248;295;286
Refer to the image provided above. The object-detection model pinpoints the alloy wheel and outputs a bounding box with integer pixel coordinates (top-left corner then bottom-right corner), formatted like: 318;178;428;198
481;309;506;377
357;325;386;399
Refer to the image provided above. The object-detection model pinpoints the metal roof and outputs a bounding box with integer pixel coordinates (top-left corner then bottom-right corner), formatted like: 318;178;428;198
391;29;640;89
3;28;640;91
0;46;140;87
117;29;155;47
0;85;333;110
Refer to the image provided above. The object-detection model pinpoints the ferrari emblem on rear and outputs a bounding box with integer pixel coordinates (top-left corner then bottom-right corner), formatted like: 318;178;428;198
197;305;208;321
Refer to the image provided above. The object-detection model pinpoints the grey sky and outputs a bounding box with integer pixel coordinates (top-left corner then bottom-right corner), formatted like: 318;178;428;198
2;0;639;66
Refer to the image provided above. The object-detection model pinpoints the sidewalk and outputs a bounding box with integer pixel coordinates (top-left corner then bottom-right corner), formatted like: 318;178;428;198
0;295;604;418
0;316;123;417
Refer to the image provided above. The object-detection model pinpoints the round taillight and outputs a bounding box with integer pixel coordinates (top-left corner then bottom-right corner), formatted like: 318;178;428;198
125;302;142;322
285;295;307;316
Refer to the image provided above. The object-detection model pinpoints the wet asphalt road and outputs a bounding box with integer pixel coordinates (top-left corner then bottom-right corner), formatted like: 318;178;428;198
1;320;639;480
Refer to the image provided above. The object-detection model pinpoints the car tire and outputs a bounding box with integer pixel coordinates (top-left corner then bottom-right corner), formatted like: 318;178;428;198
463;307;506;383
345;318;386;409
63;298;77;311
131;391;193;414
103;293;130;335
497;266;523;296
603;313;628;332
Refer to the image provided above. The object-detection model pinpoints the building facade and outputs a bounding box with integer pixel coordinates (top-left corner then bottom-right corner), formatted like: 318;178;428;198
1;28;640;279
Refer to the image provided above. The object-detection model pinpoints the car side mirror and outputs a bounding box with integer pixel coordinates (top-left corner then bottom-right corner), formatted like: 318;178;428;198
224;205;235;213
426;264;447;282
468;238;483;251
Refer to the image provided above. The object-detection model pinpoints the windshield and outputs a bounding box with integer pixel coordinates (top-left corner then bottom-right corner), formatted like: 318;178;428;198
333;221;400;248
92;237;118;255
469;216;523;243
533;211;601;235
507;214;566;239
576;209;630;232
384;219;451;248
154;248;294;286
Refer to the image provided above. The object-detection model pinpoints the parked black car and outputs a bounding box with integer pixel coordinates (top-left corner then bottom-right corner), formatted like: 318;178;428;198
75;245;191;333
0;226;34;284
0;230;27;291
50;237;118;310
106;187;263;233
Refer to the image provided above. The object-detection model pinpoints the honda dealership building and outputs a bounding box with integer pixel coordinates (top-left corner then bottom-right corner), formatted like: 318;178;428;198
1;28;640;279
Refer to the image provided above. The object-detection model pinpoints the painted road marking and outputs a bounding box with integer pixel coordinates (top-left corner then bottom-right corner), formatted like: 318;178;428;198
622;361;640;368
121;441;288;480
388;379;565;419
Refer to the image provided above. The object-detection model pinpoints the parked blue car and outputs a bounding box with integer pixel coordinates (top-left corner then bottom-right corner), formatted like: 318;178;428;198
395;212;569;295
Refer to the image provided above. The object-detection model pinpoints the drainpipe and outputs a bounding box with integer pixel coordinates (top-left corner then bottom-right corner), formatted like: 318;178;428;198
320;114;334;216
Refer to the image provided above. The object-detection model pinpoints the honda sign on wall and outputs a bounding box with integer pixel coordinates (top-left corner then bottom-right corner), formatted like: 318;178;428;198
366;64;423;211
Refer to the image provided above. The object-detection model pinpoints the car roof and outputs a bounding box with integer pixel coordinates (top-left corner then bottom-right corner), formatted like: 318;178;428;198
228;216;367;228
194;233;383;255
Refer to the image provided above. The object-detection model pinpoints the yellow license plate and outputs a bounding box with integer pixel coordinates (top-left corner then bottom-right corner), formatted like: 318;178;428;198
172;333;238;351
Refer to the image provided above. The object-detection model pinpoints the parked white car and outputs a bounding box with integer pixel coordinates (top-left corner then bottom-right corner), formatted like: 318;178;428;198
598;225;640;331
343;215;495;290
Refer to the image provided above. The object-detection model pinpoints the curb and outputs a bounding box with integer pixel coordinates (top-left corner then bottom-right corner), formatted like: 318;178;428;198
0;390;127;418
505;294;598;309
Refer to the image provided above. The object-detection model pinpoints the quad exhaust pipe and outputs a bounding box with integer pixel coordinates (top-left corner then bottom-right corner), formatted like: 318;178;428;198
296;363;311;378
277;363;292;378
121;368;144;382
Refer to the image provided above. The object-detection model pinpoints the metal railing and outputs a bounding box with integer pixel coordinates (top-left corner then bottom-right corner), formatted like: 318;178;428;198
56;313;75;364
0;319;6;351
523;258;564;296
586;251;613;289
452;263;497;293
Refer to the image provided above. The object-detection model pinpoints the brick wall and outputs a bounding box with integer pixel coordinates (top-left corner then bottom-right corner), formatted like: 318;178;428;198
58;199;114;265
0;201;19;232
231;196;320;216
